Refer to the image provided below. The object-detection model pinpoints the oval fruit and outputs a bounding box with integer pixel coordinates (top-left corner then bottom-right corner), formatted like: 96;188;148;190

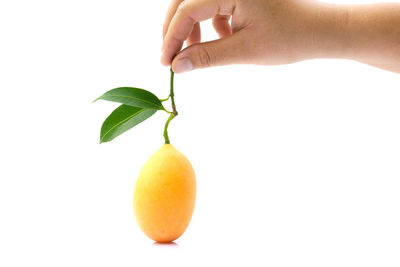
133;144;196;242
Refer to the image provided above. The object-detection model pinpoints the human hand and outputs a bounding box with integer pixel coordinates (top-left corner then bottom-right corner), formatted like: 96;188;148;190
161;0;328;73
161;0;400;74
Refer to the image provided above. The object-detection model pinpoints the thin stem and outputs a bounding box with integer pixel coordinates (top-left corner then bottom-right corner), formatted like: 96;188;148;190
160;95;170;102
163;68;178;144
170;69;177;115
163;113;175;144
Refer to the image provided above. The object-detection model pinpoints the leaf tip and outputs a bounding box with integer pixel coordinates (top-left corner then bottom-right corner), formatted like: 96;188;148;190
92;97;101;103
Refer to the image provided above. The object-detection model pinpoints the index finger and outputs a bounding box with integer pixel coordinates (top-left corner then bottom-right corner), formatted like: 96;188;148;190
163;0;184;38
161;0;236;66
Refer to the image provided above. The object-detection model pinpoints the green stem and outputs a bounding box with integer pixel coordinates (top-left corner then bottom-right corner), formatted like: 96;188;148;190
160;95;170;102
163;113;175;144
170;69;177;115
163;68;178;144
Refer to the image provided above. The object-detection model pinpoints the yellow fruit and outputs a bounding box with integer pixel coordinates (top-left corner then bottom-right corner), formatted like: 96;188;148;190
133;144;196;243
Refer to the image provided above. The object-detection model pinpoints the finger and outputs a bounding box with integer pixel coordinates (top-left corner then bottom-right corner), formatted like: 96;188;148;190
212;14;232;38
186;22;201;46
163;0;184;39
161;0;236;66
171;29;248;73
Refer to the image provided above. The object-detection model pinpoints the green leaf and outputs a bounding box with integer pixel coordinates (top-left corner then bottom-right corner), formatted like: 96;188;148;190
100;104;157;143
94;87;164;110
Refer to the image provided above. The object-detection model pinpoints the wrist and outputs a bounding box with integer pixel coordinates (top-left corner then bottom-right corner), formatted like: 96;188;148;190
300;2;351;60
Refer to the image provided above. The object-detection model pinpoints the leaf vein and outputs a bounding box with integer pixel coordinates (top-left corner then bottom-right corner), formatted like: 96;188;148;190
103;94;161;109
101;108;148;142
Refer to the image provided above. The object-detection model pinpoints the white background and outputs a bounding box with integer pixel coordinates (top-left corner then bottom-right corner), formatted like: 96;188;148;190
1;0;400;266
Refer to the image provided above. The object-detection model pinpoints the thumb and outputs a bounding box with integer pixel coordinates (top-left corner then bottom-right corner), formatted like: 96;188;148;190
171;32;246;73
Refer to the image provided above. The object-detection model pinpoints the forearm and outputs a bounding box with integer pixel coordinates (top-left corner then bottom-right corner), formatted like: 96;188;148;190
309;3;400;73
347;4;400;73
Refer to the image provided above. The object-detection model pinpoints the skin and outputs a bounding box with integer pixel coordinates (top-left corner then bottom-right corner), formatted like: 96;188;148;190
161;0;400;74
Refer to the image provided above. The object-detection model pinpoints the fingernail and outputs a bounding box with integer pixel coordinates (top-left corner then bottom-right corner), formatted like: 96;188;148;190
173;58;193;73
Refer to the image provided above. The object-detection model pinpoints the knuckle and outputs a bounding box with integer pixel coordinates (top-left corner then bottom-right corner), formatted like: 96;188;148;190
176;0;189;14
217;0;234;15
195;45;214;67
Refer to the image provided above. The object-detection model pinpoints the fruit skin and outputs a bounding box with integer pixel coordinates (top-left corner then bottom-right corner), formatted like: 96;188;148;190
133;144;196;243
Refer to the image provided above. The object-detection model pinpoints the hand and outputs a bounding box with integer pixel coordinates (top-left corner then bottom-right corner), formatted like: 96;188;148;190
161;0;400;74
161;0;322;73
